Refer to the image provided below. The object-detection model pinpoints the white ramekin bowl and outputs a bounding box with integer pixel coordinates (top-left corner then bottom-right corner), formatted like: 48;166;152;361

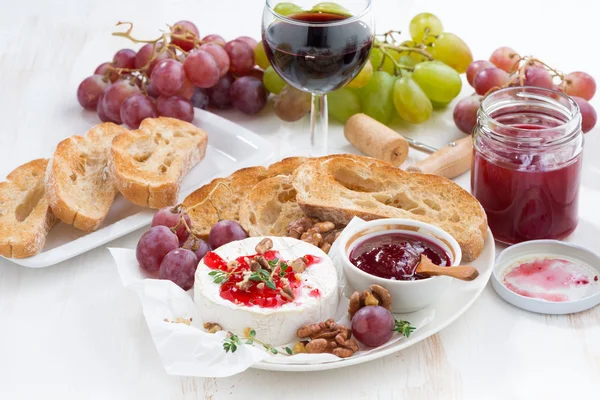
338;218;462;313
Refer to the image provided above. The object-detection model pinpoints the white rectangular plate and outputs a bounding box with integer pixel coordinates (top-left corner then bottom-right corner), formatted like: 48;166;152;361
3;109;275;268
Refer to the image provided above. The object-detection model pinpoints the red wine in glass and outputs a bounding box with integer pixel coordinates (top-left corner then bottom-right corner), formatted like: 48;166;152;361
263;12;373;93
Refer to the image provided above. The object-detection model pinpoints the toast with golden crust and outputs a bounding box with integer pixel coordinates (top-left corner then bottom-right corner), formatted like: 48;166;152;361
45;123;128;231
110;117;208;209
183;157;306;239
292;154;488;261
238;174;306;237
0;159;57;258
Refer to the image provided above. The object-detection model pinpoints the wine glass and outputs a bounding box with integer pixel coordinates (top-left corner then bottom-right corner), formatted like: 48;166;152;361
262;1;374;156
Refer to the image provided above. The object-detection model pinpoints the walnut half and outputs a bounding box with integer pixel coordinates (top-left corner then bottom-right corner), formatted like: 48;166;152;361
348;284;393;319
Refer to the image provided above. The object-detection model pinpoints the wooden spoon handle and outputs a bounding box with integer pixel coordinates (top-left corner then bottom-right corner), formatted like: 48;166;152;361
416;255;479;281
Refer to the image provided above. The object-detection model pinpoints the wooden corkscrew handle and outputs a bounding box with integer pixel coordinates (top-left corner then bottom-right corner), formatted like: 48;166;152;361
407;136;473;179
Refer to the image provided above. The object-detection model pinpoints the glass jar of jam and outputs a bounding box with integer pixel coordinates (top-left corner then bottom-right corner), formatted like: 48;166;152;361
471;87;584;244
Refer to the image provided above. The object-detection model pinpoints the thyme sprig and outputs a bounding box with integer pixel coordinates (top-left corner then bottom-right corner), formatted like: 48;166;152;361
394;320;416;338
222;329;292;355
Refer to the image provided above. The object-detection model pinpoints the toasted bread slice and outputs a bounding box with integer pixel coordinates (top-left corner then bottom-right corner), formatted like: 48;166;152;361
239;175;306;236
183;157;306;239
293;154;488;261
0;159;57;258
110;117;208;209
46;123;128;231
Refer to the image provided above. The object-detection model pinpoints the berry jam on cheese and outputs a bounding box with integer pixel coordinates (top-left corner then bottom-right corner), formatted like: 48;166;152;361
204;250;321;308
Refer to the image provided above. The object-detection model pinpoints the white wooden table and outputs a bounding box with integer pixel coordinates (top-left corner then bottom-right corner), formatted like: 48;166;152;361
1;0;599;398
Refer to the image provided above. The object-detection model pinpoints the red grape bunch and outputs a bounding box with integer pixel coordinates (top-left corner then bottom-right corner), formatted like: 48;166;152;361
136;204;248;290
77;21;269;129
454;47;597;134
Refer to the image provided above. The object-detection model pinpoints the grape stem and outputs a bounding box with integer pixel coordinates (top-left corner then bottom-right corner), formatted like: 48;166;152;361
109;21;206;88
377;43;433;61
483;55;569;97
378;47;414;74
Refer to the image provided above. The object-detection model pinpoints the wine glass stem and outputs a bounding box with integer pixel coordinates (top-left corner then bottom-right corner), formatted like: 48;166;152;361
310;93;328;156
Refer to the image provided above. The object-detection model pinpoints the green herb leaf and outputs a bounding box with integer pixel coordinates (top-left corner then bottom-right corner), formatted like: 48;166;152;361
223;335;241;353
268;258;279;268
249;330;256;337
285;347;293;355
394;319;416;338
270;348;278;354
210;270;228;284
266;280;276;290
280;262;288;277
259;269;270;280
249;272;261;282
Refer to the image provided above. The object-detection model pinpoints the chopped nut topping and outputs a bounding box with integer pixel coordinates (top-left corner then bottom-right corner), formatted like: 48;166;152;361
204;322;223;333
255;238;273;254
291;257;307;273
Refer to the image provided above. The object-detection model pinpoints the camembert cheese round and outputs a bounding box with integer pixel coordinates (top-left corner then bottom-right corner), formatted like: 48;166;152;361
194;236;339;346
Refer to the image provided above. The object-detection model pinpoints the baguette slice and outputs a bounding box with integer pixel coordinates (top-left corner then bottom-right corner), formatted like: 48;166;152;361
46;123;128;231
293;154;488;261
110;117;208;208
239;175;306;237
183;157;306;239
0;159;57;258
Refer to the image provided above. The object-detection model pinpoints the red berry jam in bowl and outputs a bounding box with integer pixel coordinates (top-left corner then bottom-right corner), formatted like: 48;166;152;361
349;233;451;280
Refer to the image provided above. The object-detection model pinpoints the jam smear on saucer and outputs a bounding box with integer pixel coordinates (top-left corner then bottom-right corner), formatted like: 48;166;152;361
350;233;451;281
204;250;320;308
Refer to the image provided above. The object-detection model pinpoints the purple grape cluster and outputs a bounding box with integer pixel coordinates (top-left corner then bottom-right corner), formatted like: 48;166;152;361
77;20;269;129
455;47;597;134
135;205;248;290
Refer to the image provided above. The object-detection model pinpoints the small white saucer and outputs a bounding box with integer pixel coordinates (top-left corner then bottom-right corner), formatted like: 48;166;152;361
492;240;600;314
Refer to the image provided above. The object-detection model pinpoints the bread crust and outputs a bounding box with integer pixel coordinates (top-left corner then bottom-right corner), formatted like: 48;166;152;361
238;175;306;237
45;123;128;231
110;117;208;209
183;157;307;238
0;159;57;258
292;154;487;261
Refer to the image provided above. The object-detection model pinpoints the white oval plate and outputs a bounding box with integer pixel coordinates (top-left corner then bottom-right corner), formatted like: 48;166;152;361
252;228;495;372
2;109;275;268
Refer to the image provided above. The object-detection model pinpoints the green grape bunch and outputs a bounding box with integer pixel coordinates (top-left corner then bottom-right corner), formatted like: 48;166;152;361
331;12;472;126
259;7;473;127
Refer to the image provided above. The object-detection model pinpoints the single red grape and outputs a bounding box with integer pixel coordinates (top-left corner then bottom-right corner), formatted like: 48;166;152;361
202;34;226;46
229;76;268;115
184;49;220;88
171;20;199;52
351;306;395;348
198;43;230;78
156;95;194;122
208;220;248;249
466;60;495;87
224;40;255;75
151;207;192;244
120;94;158;129
113;49;136;69
159;249;198;290
94;62;119;82
181;236;211;260
77;75;110;110
136;226;179;272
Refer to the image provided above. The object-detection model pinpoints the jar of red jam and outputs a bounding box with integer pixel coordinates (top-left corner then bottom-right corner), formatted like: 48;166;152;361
471;87;584;244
